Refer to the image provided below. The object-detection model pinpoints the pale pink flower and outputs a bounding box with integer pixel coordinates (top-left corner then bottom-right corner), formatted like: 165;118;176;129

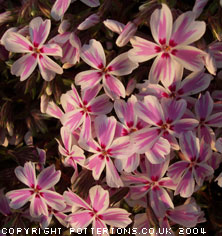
168;132;214;198
75;39;138;100
79;115;133;187
3;17;63;81
6;162;66;218
194;92;222;144
51;0;100;21
61;84;113;141
132;95;198;152
57;126;85;170
64;185;132;231
123;157;176;218
128;4;206;86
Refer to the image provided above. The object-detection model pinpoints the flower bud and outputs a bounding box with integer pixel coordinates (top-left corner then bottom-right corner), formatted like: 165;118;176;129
77;13;100;31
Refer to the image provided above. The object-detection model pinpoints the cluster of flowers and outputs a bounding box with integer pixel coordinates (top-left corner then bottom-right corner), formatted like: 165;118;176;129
1;0;222;235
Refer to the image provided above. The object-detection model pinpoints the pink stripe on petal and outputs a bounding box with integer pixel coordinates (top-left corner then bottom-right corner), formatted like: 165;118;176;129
51;0;71;21
107;52;138;76
45;101;64;119
149;53;175;86
171;11;206;45
131;127;160;154
4;32;33;53
136;96;165;126
81;39;106;69
90;94;113;115
167;161;189;181
6;189;33;209
29;17;51;46
75;70;102;90
95;115;116;148
173;118;199;135
206;112;222;127
38;55;63;81
150;4;173;44
61;109;84;132
85;153;106;180
64;190;91;210
66;210;93;229
109;136;132;158
180;70;212;97
41;190;65;211
82;84;102;104
30;195;48;217
15;162;36;187
37;165;61;189
175;169;195;198
103;74;126;100
41;44;62;57
11;54;38;81
101;208;131;228
128;36;159;63
80;114;91;141
173;46;205;71
195;92;213;120
89;185;109;213
105;157;123;188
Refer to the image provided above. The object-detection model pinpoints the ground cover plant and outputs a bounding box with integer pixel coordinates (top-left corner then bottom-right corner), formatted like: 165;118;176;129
0;0;222;235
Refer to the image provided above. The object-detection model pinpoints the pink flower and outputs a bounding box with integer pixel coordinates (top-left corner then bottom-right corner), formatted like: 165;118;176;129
79;115;133;187
75;39;138;99
128;4;206;86
51;0;100;21
132;95;198;152
168;131;214;198
3;17;63;81
64;185;132;231
6;162;65;218
123;157;176;218
61;84;113;141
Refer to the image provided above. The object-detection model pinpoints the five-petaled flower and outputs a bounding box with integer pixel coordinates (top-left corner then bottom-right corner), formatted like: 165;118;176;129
3;17;63;81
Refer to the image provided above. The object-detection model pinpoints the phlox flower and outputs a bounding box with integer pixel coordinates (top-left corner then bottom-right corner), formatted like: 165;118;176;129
194;92;222;145
3;17;63;81
79;115;133;188
136;69;212;102
61;84;113;141
122;157;176;218
132;95;198;153
128;4;206;86
6;162;65;218
51;0;100;21
64;185;132;233
167;131;214;198
75;39;138;100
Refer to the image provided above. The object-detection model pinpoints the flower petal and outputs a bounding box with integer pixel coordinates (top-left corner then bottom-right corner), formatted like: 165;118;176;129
172;46;205;71
107;52;138;76
30;195;48;217
41;44;62;57
89;94;113;115
75;70;102;90
150;3;173;45
81;39;106;69
66;210;93;229
195;92;213;120
15;162;36;187
37;165;61;189
109;136;132;158
100;208;132;228
103;74;126;100
4;32;33;53
94;115;116;148
171;11;206;45
80;0;100;7
38;55;63;81
6;189;33;209
11;54;38;81
89;185;109;213
51;0;71;21
128;36;159;63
